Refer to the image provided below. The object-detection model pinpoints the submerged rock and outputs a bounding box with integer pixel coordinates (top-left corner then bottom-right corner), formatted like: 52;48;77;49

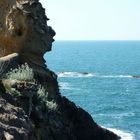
132;76;140;78
0;0;120;140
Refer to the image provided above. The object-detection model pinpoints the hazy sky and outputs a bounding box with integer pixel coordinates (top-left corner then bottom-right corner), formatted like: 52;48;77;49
40;0;140;40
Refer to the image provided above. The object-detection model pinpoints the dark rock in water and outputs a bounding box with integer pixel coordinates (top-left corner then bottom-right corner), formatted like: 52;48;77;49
82;72;89;75
0;0;120;140
132;76;140;78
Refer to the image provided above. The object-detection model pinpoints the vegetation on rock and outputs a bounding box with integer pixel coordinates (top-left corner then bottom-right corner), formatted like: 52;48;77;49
2;63;58;119
6;63;34;81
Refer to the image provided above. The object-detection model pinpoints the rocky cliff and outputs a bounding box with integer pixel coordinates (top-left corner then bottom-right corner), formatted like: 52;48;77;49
0;0;121;140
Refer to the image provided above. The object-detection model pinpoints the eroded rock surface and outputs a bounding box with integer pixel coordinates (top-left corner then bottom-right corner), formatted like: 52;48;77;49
0;87;34;140
0;0;120;140
0;0;55;67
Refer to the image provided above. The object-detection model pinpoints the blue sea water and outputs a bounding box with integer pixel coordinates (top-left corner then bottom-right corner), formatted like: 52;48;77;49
44;41;140;140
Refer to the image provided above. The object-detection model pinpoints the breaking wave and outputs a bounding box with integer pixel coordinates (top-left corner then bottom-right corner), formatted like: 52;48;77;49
104;127;135;140
59;82;71;90
57;72;133;78
59;82;80;90
57;72;95;78
101;75;133;78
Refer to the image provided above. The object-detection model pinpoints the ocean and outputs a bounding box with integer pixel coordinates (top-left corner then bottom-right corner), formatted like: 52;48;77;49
44;41;140;140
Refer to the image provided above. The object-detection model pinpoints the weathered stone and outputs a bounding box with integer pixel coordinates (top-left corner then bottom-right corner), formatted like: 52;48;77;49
0;94;34;140
0;0;55;69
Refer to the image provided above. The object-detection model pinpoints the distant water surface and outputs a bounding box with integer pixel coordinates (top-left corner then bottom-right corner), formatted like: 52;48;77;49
44;41;140;140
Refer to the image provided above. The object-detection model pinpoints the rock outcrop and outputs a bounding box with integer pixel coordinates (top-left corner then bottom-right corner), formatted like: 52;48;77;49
132;76;140;78
0;0;120;140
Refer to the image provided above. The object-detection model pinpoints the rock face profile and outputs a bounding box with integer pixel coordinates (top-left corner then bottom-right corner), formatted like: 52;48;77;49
0;0;120;140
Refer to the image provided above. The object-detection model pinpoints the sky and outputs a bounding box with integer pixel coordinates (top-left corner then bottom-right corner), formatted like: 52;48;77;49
40;0;140;40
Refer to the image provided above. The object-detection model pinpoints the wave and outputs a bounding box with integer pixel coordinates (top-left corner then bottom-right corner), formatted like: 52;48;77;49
57;72;133;78
57;72;95;78
59;82;71;90
101;75;133;78
103;127;135;140
59;82;80;90
98;112;135;118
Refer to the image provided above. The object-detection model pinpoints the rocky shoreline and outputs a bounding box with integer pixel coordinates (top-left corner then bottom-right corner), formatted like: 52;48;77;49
0;0;120;139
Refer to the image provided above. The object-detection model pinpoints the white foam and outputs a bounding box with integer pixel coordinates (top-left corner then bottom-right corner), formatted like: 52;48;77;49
57;72;95;78
100;75;133;78
57;72;133;78
59;82;71;90
59;82;80;91
105;127;135;140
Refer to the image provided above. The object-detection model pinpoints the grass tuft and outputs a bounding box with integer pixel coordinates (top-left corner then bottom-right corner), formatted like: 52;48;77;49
6;63;34;81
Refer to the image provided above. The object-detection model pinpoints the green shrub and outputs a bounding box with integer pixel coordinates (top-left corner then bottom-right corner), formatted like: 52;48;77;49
46;100;57;111
37;85;48;103
6;63;34;81
36;85;57;111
